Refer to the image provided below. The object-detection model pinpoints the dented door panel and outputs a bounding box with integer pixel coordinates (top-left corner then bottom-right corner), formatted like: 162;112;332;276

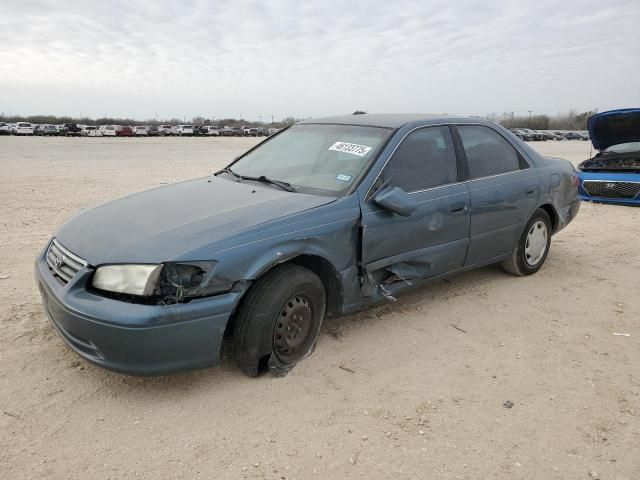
360;183;470;294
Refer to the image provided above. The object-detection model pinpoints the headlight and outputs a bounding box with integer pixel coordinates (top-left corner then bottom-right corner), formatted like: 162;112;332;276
92;264;162;296
92;261;233;303
156;262;233;303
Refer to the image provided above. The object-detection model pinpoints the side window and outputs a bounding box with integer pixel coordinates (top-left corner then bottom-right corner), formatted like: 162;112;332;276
458;125;528;178
385;126;457;193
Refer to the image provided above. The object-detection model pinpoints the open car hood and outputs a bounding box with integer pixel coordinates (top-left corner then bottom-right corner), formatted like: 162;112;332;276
587;108;640;151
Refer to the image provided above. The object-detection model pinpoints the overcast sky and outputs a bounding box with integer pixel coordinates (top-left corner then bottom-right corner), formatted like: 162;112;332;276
1;0;638;121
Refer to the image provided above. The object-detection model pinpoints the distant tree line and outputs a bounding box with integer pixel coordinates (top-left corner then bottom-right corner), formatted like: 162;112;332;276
0;114;301;129
489;110;596;130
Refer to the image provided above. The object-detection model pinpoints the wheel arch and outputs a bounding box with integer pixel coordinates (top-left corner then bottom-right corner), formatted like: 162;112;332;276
538;203;559;233
222;252;345;342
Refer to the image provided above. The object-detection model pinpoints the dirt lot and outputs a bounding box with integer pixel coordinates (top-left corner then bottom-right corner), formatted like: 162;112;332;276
0;137;638;479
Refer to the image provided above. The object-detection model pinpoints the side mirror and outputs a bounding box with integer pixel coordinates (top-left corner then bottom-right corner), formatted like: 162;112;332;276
372;186;418;217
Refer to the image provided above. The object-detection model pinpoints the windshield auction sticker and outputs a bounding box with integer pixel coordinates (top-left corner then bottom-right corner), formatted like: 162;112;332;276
329;141;372;157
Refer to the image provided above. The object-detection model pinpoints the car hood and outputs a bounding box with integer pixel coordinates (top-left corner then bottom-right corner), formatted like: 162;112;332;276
56;176;335;265
587;108;640;151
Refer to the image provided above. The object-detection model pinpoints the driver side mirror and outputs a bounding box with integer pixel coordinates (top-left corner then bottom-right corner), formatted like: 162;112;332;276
372;186;418;217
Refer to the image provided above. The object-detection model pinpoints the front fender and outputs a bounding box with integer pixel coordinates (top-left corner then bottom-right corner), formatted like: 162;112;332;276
208;195;362;311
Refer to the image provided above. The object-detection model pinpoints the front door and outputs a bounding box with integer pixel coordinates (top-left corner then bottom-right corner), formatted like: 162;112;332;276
360;125;470;297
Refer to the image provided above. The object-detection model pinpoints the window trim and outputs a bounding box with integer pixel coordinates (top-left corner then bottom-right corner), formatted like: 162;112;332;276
375;125;460;195
452;124;532;181
366;122;534;200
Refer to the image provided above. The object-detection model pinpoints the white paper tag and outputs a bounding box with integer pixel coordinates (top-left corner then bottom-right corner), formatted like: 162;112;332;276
328;141;372;157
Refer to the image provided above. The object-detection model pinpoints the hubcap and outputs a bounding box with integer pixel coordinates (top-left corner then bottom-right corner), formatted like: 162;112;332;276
524;220;548;266
273;295;313;362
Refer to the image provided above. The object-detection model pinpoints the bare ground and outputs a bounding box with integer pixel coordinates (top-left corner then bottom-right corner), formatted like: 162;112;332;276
0;137;638;479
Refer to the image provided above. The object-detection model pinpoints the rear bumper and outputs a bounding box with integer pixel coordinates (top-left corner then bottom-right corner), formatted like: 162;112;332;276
35;251;245;376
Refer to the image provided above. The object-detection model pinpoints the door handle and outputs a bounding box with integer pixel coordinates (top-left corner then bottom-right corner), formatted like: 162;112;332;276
525;186;538;195
450;202;467;213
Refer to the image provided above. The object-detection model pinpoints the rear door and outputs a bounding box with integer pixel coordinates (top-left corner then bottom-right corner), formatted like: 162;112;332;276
454;125;540;266
361;126;470;295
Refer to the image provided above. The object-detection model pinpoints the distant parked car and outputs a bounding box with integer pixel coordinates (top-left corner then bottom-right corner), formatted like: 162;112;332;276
116;126;134;137
0;122;11;135
509;129;526;141
563;132;583;140
256;127;269;137
82;126;103;137
192;126;207;137
63;123;82;137
155;125;171;136
534;130;552;141
37;124;58;136
518;128;544;141
101;125;117;137
219;127;234;137
231;127;244;137
14;122;35;136
267;128;280;136
175;125;194;136
577;108;639;206
204;126;220;136
147;126;159;137
133;126;148;136
510;128;533;141
542;131;564;141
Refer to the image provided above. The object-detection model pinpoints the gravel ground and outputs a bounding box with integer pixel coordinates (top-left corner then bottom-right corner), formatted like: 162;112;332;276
0;137;638;479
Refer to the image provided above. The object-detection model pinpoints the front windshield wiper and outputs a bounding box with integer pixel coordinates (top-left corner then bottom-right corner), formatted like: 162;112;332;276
217;166;241;179
241;174;297;192
216;167;296;192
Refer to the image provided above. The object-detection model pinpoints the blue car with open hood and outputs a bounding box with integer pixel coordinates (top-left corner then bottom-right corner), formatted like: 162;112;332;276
577;108;640;205
35;114;580;377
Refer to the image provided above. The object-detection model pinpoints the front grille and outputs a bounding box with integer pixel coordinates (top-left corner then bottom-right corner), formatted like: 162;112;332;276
46;239;87;285
583;180;640;199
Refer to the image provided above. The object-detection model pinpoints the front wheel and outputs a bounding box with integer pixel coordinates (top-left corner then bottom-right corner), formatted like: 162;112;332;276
502;209;552;276
233;265;326;377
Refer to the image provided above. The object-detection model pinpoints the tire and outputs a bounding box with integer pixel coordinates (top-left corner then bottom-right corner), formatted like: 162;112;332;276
233;264;326;377
501;208;552;276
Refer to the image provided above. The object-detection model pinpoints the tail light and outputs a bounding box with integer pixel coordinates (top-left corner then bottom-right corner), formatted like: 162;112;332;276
572;175;580;187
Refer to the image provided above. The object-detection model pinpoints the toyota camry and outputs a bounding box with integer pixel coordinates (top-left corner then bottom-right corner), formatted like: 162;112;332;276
35;114;580;377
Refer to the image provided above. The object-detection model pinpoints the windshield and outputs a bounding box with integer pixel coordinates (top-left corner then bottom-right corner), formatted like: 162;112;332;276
604;142;640;153
229;123;391;196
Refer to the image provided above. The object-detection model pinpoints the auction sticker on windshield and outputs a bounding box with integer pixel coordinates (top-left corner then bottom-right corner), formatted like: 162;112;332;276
329;141;372;157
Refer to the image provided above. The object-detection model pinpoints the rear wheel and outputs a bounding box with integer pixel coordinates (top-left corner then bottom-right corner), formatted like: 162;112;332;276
502;209;552;276
233;265;326;377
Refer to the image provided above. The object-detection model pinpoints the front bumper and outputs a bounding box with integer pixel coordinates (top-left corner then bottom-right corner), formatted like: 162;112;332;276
578;172;640;206
35;250;246;375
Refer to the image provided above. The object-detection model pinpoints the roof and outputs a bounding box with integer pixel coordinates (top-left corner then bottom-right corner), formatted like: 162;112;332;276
299;113;475;129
